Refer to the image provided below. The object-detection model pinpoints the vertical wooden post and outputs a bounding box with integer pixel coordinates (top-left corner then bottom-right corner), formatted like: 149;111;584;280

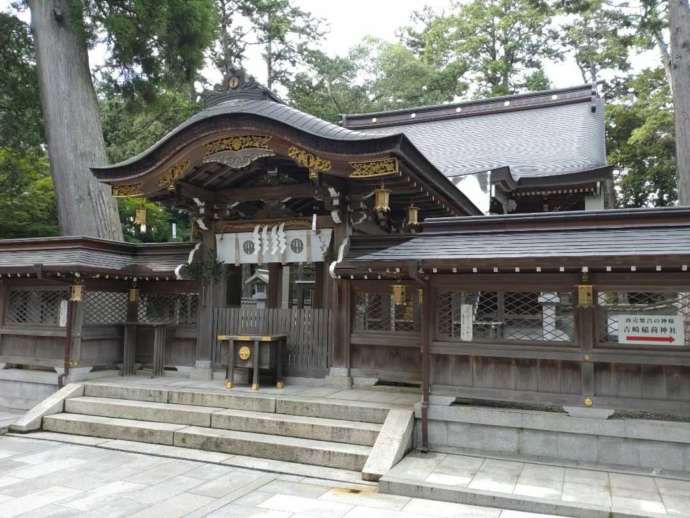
327;278;352;385
577;282;596;407
267;264;282;309
194;228;216;379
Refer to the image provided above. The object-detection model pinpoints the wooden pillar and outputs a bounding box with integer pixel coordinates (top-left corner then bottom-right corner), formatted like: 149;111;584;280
267;264;282;309
326;219;352;385
122;287;139;376
577;281;596;407
313;263;327;309
194;229;215;379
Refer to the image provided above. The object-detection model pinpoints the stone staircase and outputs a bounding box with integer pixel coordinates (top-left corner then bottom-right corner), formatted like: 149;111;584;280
38;383;405;475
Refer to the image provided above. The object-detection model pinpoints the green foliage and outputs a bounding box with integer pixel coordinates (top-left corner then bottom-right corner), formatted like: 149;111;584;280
118;198;190;243
607;68;676;207
0;148;59;239
0;12;58;239
402;0;558;96
100;87;196;242
0;12;43;149
557;0;636;83
212;0;325;90
287;39;466;122
100;88;200;163
76;0;217;101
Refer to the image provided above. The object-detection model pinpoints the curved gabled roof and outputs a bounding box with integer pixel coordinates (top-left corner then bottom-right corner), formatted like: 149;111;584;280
95;98;387;173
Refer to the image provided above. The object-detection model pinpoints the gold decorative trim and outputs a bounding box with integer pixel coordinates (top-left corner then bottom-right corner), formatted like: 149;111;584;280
112;183;144;197
287;146;331;176
159;160;191;191
204;135;272;155
349;157;399;178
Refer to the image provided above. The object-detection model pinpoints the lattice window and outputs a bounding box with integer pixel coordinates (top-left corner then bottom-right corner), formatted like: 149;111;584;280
138;293;199;327
437;290;575;343
6;288;68;326
597;290;690;345
83;291;128;325
353;288;420;333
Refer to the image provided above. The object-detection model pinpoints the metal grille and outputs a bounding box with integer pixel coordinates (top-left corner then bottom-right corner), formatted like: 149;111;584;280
138;293;199;327
353;289;420;333
6;288;68;326
597;290;690;345
437;290;575;342
83;291;128;325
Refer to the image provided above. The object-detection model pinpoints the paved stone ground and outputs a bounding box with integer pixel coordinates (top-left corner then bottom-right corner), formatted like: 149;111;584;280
0;435;561;518
0;408;21;431
386;451;690;517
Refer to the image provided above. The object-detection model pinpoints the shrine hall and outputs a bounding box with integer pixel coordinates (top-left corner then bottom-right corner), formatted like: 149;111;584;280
1;72;690;463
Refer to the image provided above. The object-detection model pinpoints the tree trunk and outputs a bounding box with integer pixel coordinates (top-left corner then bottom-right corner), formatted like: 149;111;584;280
670;0;690;206
29;0;123;240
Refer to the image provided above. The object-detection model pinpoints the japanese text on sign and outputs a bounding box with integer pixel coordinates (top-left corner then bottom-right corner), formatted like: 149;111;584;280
617;314;685;346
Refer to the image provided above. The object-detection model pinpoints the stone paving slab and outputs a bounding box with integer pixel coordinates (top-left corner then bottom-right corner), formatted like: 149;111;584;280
382;451;690;517
0;434;571;518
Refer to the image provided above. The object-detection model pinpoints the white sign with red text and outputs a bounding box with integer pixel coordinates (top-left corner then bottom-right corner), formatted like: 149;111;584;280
617;314;685;346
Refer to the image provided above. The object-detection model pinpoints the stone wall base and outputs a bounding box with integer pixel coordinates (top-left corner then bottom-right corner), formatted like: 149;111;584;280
415;403;690;475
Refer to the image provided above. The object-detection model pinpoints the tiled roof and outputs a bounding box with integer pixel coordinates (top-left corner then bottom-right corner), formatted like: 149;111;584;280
341;85;607;181
338;208;690;268
0;237;196;276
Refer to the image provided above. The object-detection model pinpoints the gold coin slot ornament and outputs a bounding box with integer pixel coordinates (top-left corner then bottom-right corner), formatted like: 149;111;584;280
238;345;252;361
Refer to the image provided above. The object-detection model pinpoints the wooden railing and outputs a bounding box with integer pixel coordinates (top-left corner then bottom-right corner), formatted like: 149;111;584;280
212;307;332;377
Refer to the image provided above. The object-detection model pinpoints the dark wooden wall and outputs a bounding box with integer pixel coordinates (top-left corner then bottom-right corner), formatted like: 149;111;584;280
347;274;690;414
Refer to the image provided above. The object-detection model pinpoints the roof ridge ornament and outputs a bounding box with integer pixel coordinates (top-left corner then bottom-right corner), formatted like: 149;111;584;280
202;68;283;107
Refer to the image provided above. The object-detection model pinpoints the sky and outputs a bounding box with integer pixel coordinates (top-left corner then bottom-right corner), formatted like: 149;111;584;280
5;0;659;93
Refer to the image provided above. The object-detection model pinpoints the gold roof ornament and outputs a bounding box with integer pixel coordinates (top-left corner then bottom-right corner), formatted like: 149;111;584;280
158;160;191;191
203;135;272;155
349;157;399;178
287;146;331;179
112;183;144;198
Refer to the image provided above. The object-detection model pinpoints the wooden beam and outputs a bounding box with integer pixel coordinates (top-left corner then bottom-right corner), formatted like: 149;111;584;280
219;183;316;201
176;181;218;203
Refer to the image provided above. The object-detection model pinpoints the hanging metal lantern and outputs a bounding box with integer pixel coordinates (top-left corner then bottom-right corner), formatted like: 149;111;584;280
374;184;391;212
391;283;407;305
70;283;83;302
134;207;147;226
407;205;419;227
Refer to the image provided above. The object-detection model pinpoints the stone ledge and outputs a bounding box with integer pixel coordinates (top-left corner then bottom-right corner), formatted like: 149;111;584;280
10;383;84;433
419;403;690;445
362;408;414;481
380;475;613;518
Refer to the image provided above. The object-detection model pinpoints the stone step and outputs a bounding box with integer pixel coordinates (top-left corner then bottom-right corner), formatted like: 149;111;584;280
174;426;371;471
42;413;371;471
65;397;381;446
65;397;222;427
43;413;186;445
211;408;381;446
83;382;391;423
276;398;390;424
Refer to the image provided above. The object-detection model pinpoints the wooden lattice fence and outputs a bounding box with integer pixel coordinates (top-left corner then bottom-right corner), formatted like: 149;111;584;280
212;307;332;377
